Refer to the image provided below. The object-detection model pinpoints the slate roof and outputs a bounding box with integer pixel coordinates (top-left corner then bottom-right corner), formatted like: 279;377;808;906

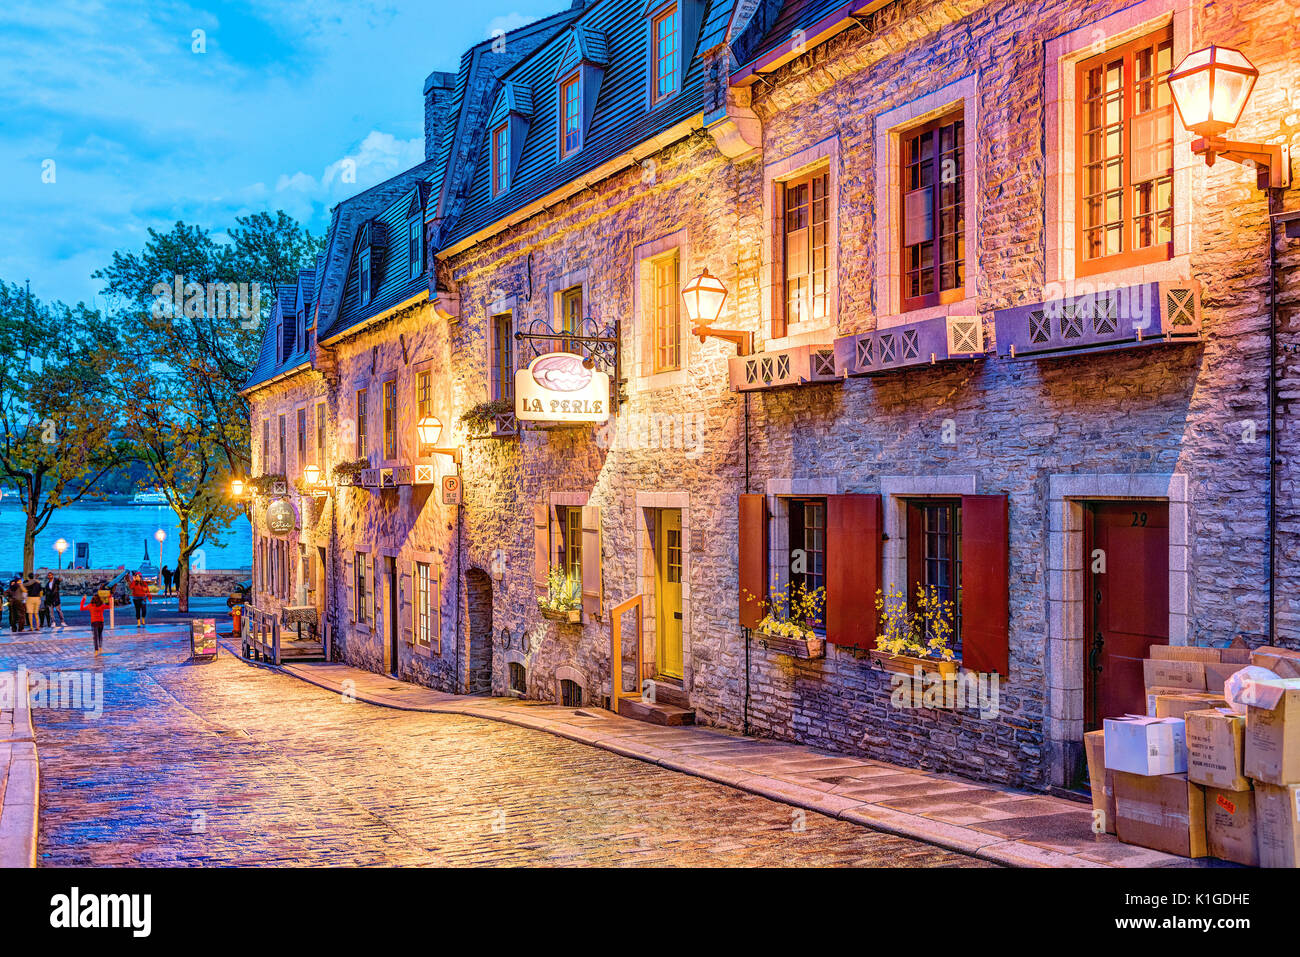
730;0;884;79
442;0;733;248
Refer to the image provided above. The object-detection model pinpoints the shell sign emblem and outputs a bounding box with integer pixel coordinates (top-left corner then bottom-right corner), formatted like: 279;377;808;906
266;500;296;536
515;351;610;423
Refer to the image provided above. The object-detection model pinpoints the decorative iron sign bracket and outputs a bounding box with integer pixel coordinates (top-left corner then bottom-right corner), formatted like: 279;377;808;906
514;317;626;407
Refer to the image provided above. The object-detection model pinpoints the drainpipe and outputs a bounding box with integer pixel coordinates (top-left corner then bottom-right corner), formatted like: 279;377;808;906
743;390;751;736
1268;191;1279;645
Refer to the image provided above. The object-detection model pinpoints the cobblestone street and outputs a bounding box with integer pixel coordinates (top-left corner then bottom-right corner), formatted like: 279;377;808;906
2;627;987;867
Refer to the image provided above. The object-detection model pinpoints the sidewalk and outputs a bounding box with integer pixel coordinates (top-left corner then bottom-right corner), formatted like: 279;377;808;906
0;673;38;868
235;649;1214;868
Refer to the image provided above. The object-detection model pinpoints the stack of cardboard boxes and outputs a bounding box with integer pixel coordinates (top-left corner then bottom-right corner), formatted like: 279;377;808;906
1084;644;1300;867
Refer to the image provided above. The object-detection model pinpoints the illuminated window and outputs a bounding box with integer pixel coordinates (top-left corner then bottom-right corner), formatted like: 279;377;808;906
382;379;397;460
651;4;679;103
781;168;830;336
355;389;367;459
354;553;368;624
902;111;965;312
315;402;326;466
408;217;422;280
296;408;306;465
416;369;432;419
277;414;286;472
557;506;583;587
561;73;582;156
559;285;582;354
1076;26;1174;275
492;123;510;195
492;314;514;401
359;248;372;307
415;562;431;647
651;253;680;373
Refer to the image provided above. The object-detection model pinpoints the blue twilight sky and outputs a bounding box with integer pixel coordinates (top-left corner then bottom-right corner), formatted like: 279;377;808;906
0;0;567;309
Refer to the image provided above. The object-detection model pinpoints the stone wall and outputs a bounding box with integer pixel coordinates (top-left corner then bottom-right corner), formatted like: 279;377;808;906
14;569;250;598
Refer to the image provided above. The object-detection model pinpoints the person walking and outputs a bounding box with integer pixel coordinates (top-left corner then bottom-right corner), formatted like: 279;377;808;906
161;565;173;597
24;576;42;631
129;572;151;627
80;592;107;653
7;578;27;632
44;573;65;628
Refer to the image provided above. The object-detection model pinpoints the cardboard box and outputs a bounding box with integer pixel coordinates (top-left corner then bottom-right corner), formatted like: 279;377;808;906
1244;678;1300;785
1143;658;1207;691
1104;716;1188;776
1186;708;1250;791
1205;661;1246;696
1084;730;1116;834
1251;647;1300;680
1155;693;1229;720
1150;645;1222;663
1205;787;1258;867
1146;685;1191;716
1254;782;1300;868
1113;771;1208;858
1222;646;1253;665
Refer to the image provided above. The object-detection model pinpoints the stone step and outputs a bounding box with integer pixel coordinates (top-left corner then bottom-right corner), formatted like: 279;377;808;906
616;697;695;726
645;680;690;710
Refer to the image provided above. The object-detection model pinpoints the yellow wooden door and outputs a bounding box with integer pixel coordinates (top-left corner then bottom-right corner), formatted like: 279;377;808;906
656;509;683;679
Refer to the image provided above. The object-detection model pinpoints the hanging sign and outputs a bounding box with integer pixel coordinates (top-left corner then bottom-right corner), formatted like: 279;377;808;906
265;500;297;536
515;352;610;423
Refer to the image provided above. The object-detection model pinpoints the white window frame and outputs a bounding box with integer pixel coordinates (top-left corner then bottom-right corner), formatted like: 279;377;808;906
632;229;691;392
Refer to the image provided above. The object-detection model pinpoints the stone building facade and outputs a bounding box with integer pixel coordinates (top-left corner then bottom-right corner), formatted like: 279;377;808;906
242;0;1300;793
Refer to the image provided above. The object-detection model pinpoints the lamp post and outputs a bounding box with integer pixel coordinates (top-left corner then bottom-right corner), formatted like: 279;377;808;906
416;415;463;464
53;538;68;570
154;528;166;581
1168;45;1290;188
681;267;752;355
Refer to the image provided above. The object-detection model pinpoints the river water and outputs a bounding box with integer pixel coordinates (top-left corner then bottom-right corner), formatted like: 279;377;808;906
0;501;251;573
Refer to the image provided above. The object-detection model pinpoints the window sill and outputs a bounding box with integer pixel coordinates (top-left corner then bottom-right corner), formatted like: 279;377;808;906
876;294;976;332
765;320;837;352
632;367;689;393
1044;255;1190;298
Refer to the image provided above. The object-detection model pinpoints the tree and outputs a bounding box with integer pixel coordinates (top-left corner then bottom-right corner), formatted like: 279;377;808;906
0;282;124;575
95;212;321;607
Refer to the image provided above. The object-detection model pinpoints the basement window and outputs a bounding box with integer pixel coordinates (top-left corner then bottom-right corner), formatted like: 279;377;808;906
509;662;527;694
560;678;583;707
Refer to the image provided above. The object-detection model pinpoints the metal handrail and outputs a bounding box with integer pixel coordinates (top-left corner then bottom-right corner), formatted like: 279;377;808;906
609;594;644;710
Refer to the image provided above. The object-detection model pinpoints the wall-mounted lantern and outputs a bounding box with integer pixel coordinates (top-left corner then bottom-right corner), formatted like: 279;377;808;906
681;267;752;355
417;415;463;464
302;464;322;487
230;478;245;498
1168;45;1290;188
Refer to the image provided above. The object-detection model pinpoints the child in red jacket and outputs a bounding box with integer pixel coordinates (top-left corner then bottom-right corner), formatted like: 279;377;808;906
80;593;108;652
128;574;151;627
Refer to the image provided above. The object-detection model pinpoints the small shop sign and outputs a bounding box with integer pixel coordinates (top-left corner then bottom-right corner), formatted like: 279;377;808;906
190;618;218;660
515;352;611;424
442;474;462;505
265;499;297;536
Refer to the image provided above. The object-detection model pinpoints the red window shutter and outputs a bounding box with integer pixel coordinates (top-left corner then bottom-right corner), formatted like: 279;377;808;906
738;494;768;629
581;505;602;619
961;494;1009;676
533;503;549;595
826;494;882;649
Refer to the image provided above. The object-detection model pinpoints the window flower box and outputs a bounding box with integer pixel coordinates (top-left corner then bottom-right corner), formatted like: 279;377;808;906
758;630;825;660
868;649;959;679
540;607;582;624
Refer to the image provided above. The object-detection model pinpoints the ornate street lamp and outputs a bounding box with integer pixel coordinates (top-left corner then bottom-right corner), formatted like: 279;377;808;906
230;478;245;497
1168;45;1290;188
302;464;322;487
680;267;752;355
417;415;462;464
53;538;68;570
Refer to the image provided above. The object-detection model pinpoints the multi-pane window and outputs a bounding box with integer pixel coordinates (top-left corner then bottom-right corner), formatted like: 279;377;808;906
560;285;582;354
558;506;583;586
907;499;963;651
382;379;397;460
651;253;680;373
296;408;307;466
354;553;368;624
666;525;682;584
315;402;326;466
651;4;679;103
415;562;432;647
261;419;269;471
355;389;367;459
373;556;382;627
277;414;286;472
359;248;372;307
492;314;514;401
492;123;510;196
789;498;826;608
415;369;432;420
408;218;422;280
902;111;965;311
781;169;830;336
561;73;582;156
1077;26;1174;275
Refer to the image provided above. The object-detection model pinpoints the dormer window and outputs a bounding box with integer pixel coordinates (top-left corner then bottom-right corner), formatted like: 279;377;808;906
407;217;422;281
492;122;510;195
651;3;679;103
561;73;582;157
359;248;372;307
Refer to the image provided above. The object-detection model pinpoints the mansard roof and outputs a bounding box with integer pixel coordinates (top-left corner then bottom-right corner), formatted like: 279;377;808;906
441;0;732;250
729;0;891;84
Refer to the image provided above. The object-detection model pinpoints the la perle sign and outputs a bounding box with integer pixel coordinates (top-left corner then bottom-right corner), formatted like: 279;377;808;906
515;351;611;424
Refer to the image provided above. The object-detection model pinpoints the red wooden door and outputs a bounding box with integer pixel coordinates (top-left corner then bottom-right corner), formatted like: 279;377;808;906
1084;502;1169;728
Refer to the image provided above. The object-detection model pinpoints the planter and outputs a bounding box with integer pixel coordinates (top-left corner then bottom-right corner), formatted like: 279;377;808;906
540;607;582;624
869;648;959;679
758;630;825;660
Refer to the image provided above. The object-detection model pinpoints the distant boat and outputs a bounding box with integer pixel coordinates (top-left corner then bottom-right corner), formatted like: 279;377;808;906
131;490;168;505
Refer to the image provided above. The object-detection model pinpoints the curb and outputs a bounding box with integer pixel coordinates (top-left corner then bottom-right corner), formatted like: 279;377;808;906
221;645;1134;868
0;679;39;869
